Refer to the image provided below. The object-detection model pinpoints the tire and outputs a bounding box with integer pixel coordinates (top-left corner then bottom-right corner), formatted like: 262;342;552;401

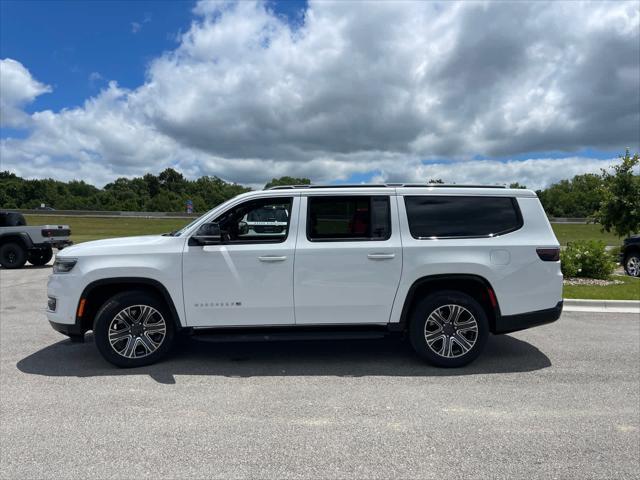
93;291;176;368
0;242;28;269
409;290;489;368
27;246;53;266
624;253;640;277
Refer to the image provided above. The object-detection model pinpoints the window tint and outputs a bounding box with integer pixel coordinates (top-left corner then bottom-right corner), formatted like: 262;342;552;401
307;196;391;241
404;196;522;238
214;197;292;243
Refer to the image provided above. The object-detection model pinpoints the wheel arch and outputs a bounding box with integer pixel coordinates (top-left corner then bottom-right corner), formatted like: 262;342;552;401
624;245;640;257
0;232;33;249
397;274;501;333
77;277;183;333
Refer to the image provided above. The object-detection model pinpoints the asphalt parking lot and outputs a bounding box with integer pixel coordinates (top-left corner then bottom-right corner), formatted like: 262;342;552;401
0;265;639;479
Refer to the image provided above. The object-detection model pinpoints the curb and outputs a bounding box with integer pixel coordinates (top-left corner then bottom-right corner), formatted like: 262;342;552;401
563;299;640;314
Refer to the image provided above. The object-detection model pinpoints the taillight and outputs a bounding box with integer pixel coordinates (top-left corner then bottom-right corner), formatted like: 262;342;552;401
41;228;71;237
537;247;560;261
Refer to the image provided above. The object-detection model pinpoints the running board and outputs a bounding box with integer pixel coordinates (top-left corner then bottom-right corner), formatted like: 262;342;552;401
189;326;391;343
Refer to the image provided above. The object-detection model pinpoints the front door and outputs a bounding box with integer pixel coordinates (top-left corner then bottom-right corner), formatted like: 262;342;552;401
294;194;403;325
182;195;299;327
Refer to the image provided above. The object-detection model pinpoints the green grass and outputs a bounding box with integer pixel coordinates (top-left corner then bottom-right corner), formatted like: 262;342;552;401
25;215;191;243
551;223;623;246
563;275;640;300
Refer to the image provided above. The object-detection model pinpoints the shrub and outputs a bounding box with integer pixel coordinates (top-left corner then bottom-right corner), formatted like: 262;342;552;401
561;240;615;279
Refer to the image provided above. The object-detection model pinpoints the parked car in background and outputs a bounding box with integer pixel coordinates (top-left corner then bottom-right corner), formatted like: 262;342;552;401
0;212;72;269
620;235;640;277
46;184;563;368
237;203;289;238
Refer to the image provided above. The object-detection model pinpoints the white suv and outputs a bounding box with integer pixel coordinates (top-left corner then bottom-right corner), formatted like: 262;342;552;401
46;185;563;368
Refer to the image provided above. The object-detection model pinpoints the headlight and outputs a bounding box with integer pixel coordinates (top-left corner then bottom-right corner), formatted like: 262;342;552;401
53;258;77;273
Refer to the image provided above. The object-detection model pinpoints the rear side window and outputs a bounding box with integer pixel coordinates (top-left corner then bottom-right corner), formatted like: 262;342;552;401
307;196;391;241
404;196;522;239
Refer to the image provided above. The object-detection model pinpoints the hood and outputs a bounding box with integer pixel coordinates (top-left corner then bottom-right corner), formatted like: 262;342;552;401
58;234;177;257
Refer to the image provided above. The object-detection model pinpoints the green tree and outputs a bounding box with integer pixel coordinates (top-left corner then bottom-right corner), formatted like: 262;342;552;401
427;178;445;184
509;182;527;189
264;176;311;189
593;149;640;238
538;173;604;217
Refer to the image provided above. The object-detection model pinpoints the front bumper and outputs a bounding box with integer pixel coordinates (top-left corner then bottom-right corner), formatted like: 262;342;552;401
46;271;82;327
49;319;83;337
494;301;563;334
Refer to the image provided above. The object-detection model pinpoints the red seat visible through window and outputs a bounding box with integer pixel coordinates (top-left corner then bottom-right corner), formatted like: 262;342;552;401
349;208;369;235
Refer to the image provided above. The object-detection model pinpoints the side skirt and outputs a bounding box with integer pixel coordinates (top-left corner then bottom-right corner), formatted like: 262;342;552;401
187;324;395;343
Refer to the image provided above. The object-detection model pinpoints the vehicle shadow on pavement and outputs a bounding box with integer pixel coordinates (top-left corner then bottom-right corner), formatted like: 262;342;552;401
17;334;551;384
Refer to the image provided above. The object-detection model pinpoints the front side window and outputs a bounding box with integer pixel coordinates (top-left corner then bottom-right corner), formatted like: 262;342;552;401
404;196;522;239
307;196;391;241
214;197;293;243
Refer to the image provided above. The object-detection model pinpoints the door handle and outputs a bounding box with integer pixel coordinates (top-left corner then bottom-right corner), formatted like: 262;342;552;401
367;253;396;260
258;256;287;262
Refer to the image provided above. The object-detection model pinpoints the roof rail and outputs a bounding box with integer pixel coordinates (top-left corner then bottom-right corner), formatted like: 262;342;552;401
267;183;507;190
396;184;507;189
267;184;386;190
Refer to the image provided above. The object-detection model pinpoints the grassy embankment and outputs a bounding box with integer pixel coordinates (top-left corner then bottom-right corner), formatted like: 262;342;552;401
25;215;191;243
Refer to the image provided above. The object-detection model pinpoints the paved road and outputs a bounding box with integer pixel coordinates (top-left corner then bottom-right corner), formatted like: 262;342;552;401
1;265;639;479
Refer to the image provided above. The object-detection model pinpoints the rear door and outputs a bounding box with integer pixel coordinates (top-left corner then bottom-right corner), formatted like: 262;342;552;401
293;193;403;325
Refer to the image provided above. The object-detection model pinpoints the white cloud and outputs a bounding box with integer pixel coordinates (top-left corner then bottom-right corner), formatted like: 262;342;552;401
1;1;639;188
0;58;51;128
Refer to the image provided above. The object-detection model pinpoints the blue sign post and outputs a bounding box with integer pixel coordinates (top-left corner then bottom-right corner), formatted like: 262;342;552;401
186;199;193;214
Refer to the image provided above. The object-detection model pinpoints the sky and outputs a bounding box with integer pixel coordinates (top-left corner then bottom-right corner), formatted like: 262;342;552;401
0;0;638;190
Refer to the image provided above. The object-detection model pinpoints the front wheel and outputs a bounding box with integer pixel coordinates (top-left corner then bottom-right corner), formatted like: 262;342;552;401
624;253;640;277
409;290;489;368
93;291;176;368
28;246;53;266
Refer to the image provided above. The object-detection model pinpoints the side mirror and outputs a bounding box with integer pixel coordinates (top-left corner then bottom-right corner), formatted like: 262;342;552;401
190;222;222;245
238;221;249;235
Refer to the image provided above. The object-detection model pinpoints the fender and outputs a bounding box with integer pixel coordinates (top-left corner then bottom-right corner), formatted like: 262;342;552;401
394;273;501;330
78;277;183;330
0;231;34;249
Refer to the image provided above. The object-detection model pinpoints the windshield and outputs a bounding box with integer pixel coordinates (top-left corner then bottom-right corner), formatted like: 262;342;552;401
169;215;204;237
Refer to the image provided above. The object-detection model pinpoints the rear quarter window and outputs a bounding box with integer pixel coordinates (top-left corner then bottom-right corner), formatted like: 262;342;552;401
404;196;522;239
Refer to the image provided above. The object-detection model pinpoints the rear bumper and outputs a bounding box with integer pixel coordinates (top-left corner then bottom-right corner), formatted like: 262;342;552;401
35;239;73;249
51;240;73;249
494;301;563;334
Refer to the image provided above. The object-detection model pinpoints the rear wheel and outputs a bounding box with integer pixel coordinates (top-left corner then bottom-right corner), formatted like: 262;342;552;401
409;290;489;367
0;242;27;269
93;291;176;368
624;253;640;277
28;246;53;266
